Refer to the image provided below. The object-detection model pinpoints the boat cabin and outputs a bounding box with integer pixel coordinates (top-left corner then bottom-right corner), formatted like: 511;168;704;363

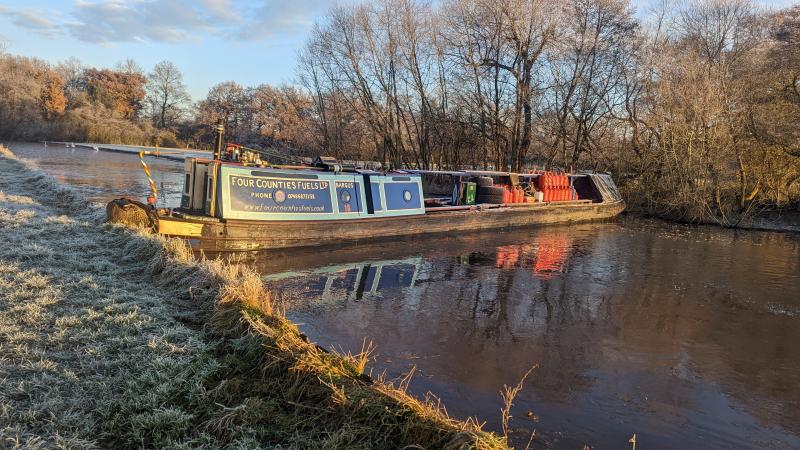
179;158;426;221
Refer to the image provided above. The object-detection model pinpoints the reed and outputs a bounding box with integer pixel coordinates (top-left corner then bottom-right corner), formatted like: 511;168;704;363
0;145;507;449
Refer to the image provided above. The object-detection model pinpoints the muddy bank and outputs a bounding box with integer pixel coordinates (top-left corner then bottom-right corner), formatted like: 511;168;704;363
739;210;800;233
0;146;505;449
622;206;800;233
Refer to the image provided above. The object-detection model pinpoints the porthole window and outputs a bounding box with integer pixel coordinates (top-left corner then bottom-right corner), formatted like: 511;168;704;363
403;190;413;202
274;189;286;203
340;190;351;203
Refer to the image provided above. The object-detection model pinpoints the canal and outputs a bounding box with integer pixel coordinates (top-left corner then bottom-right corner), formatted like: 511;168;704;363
8;142;800;449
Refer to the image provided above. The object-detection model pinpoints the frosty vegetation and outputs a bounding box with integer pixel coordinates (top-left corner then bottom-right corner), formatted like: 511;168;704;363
0;145;507;449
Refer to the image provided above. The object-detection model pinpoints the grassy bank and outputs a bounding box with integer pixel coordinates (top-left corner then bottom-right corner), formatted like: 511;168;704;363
0;145;506;449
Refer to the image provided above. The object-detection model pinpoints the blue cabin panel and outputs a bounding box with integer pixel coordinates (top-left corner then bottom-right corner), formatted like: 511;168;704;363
334;176;365;215
215;164;408;221
218;165;337;221
384;181;422;211
370;182;383;211
369;175;424;216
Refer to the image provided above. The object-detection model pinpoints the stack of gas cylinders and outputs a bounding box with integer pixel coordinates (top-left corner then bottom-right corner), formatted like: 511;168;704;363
535;172;578;202
501;186;526;204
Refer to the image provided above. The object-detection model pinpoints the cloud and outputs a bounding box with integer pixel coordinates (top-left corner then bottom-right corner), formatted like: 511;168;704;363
0;6;63;38
200;0;241;24
65;0;240;44
234;0;334;40
0;0;334;45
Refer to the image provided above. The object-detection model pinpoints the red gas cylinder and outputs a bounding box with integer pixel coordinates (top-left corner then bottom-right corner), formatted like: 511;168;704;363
515;187;523;203
502;186;512;204
496;249;506;268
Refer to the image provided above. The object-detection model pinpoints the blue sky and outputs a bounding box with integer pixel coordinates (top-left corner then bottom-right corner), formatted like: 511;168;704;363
1;0;797;100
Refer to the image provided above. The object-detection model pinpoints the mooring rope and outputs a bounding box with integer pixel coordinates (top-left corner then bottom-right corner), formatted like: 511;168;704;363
139;150;159;201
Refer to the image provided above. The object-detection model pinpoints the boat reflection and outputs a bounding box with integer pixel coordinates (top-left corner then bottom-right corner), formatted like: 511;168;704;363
494;236;574;279
264;257;422;305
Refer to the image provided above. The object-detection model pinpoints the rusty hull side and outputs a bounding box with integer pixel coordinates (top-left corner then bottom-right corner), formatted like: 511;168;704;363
158;200;625;252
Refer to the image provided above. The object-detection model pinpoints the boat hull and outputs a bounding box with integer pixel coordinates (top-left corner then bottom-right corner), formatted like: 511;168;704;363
158;200;625;252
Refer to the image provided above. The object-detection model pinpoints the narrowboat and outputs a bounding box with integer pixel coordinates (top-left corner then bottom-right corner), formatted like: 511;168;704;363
107;125;625;251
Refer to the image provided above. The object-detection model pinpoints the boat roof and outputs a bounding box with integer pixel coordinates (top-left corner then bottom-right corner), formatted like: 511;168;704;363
213;160;419;177
207;158;591;178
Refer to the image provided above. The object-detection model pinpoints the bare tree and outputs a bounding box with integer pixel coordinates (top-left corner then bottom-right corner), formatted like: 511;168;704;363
55;57;86;102
678;0;760;65
146;60;190;129
115;58;145;76
545;0;639;167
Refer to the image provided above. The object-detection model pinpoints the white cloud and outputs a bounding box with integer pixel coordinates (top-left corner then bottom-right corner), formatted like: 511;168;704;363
0;6;63;38
65;0;231;44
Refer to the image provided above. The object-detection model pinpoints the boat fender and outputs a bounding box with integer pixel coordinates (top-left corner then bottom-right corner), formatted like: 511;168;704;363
105;197;159;232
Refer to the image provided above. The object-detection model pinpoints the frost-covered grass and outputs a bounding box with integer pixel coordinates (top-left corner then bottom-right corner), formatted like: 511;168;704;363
0;146;506;449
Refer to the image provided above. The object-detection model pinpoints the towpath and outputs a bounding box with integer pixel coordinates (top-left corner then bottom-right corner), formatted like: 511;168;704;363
0;148;215;447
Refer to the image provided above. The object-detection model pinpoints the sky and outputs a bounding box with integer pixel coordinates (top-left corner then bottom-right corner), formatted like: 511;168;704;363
0;0;797;100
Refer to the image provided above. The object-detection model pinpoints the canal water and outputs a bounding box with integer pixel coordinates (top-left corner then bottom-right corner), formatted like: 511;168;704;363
8;141;185;207
7;142;800;449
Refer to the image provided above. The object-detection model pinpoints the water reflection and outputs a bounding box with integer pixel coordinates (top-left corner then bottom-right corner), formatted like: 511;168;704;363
493;236;574;279
272;223;800;449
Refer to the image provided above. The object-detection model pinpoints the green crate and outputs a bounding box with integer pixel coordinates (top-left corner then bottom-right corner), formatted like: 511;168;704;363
462;182;477;205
